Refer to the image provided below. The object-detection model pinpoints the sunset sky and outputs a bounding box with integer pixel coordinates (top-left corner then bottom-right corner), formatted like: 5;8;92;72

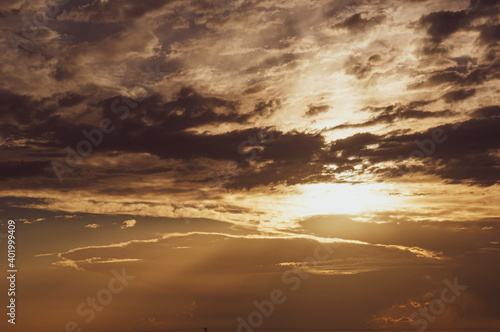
0;0;499;331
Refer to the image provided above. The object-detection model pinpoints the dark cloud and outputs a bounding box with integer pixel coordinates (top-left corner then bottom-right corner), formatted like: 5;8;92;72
305;104;330;117
332;13;386;33
413;37;450;57
344;60;372;79
478;23;500;44
58;93;86;107
52;64;75;81
329;132;379;153
409;65;494;89
413;70;463;88
415;1;500;59
0;161;52;180
451;56;477;67
343;50;394;79
418;10;470;42
260;132;324;162
98;86;247;134
0;85;331;188
442;88;476;103
432;152;499;186
252;99;281;117
330;103;451;130
368;54;382;63
469;0;500;13
244;53;298;73
60;0;169;22
50;21;128;45
472;105;500;118
128;130;325;189
324;114;500;186
417;0;500;42
0;89;56;125
1;82;497;188
242;82;266;95
0;196;50;210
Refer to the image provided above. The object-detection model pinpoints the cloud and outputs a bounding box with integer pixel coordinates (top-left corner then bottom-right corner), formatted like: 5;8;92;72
418;9;470;42
252;99;281;117
121;219;136;229
57;93;86;108
305;104;330;117
332;13;386;33
472;105;500;118
478;23;500;45
442;88;476;103
0;89;56;125
329;101;452;131
43;229;445;274
85;223;100;229
417;1;500;42
23;217;45;224
0;161;52;180
323;113;500;186
412;1;500;64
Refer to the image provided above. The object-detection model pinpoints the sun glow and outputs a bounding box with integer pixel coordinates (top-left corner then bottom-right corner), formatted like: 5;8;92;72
290;183;396;216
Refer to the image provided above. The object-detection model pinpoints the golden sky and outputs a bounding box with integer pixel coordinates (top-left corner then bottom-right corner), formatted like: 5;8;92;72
0;0;499;331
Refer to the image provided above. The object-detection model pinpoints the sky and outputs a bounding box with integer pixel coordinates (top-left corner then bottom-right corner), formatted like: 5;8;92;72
0;0;499;331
